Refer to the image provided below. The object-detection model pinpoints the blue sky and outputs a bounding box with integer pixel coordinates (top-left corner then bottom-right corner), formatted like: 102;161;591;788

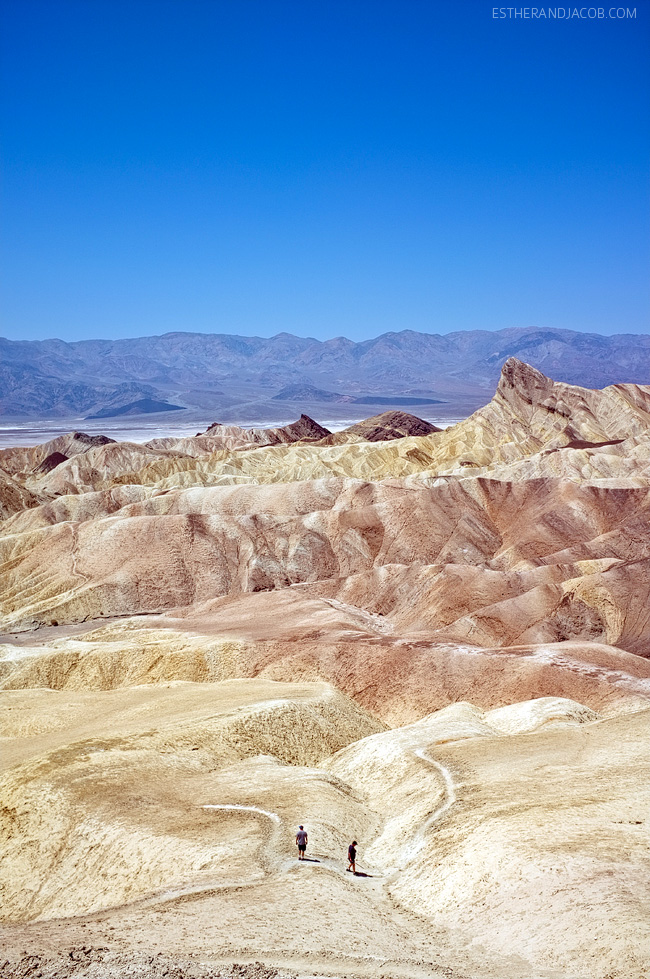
1;0;648;342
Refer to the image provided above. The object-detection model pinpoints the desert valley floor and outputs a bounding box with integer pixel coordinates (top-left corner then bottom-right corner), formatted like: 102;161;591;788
1;358;649;979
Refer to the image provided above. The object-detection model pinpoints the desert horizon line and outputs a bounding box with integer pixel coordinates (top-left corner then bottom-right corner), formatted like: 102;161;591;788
3;322;650;346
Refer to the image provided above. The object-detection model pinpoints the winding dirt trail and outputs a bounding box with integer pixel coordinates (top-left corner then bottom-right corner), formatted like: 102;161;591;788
0;753;565;979
55;749;459;942
144;748;458;910
409;746;457;856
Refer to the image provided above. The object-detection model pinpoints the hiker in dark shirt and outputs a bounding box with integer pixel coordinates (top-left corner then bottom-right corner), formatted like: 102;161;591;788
347;840;357;874
296;825;308;860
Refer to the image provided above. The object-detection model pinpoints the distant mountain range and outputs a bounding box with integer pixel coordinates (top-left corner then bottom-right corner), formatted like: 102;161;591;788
1;327;648;420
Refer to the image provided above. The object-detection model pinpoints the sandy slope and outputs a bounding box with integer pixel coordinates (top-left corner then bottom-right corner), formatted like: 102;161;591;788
326;703;650;979
1;684;647;978
3;615;650;727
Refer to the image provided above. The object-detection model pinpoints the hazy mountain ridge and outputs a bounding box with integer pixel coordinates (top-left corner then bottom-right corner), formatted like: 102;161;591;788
1;327;648;418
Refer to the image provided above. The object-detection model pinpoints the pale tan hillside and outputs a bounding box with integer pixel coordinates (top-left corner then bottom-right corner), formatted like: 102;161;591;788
1;473;649;657
458;431;650;483
1;470;649;725
0;431;115;477
144;414;333;457
3;616;649;725
325;703;650;979
0;418;335;500
486;357;650;443
0;468;40;520
0;679;383;922
1;683;647;979
27;440;188;496
0;483;156;534
143;434;248;456
202;413;331;444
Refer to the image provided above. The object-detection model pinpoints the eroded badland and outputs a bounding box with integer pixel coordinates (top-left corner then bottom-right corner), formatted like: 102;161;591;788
1;359;649;979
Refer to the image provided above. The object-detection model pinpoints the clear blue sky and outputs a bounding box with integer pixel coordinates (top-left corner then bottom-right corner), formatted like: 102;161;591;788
1;0;648;342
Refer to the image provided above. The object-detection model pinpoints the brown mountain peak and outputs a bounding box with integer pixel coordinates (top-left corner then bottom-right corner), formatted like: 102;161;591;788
498;357;551;395
344;410;441;442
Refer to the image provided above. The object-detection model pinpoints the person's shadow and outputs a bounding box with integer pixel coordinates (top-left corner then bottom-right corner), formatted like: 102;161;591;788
300;859;373;876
